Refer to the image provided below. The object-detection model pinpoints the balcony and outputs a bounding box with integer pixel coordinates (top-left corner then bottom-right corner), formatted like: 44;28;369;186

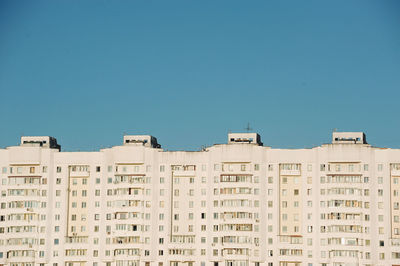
171;165;196;177
280;169;301;176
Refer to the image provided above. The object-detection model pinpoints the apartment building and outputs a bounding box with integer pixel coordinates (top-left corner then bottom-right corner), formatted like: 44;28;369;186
0;132;399;266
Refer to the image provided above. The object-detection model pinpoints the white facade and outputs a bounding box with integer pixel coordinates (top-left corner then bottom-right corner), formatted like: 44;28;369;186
0;132;399;266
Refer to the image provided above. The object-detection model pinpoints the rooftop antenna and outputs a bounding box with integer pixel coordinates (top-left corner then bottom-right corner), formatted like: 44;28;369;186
245;123;252;132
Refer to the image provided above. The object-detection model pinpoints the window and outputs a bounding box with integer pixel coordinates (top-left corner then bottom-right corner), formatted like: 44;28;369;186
56;167;61;173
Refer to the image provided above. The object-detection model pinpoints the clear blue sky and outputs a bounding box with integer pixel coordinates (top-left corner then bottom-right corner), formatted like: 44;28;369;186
1;0;399;151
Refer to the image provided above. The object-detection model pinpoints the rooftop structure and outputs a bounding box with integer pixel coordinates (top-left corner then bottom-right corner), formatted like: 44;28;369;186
332;132;367;144
20;136;61;150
